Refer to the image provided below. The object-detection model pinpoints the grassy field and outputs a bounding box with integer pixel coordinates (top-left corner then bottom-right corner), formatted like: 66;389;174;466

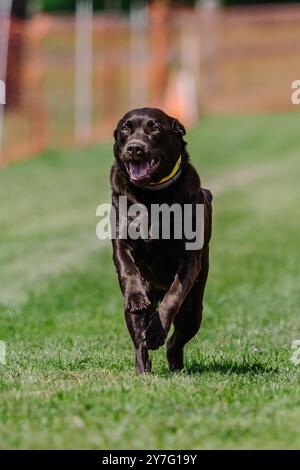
0;113;300;449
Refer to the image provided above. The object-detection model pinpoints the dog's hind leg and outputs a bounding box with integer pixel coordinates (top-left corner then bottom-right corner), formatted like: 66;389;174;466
166;291;202;371
166;250;209;371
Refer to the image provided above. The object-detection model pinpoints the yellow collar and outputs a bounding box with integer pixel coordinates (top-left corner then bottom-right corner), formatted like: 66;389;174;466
131;155;183;191
149;155;182;186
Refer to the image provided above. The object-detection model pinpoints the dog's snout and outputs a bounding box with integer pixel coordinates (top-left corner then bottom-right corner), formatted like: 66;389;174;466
126;142;145;158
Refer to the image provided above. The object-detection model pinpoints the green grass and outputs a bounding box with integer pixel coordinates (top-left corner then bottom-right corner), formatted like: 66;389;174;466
0;112;300;449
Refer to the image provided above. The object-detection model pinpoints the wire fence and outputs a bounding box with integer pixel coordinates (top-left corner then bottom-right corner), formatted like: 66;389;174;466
1;3;300;166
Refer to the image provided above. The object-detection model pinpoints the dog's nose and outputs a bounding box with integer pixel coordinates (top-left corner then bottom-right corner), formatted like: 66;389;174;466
126;143;145;158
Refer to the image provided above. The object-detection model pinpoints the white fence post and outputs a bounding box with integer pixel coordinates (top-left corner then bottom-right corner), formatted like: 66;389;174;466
0;0;12;161
129;0;149;110
75;0;93;142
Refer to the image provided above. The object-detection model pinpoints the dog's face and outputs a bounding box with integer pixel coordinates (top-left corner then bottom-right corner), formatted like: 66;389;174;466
114;108;186;185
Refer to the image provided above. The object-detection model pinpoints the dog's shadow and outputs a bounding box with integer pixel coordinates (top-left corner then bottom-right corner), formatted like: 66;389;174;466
155;358;278;377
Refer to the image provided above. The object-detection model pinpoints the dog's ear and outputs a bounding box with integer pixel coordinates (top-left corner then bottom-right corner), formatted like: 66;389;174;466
113;126;119;141
172;118;186;136
113;124;121;158
113;129;118;145
113;119;123;157
113;118;124;141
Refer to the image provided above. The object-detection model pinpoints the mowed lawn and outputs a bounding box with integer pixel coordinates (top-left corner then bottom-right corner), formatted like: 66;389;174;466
0;113;300;449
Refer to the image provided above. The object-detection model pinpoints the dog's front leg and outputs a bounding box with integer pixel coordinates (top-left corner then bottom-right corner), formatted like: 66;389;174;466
113;239;151;314
145;255;201;350
113;239;154;374
125;309;153;374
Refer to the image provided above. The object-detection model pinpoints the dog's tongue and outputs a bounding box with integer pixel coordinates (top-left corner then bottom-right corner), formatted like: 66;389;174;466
129;161;149;179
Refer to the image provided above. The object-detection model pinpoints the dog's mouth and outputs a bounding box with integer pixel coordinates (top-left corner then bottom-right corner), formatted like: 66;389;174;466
125;158;160;183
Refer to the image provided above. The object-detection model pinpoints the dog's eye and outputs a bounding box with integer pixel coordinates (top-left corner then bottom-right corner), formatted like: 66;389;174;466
121;126;130;135
152;126;161;134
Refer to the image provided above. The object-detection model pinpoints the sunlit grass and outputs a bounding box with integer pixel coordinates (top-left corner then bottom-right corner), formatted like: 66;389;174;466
0;112;300;449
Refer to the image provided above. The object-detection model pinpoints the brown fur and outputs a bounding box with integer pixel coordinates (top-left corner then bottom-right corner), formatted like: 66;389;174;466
111;108;212;373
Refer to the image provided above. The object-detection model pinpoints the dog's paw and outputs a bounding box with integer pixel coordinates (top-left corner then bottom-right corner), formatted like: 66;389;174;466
125;291;151;314
144;312;167;350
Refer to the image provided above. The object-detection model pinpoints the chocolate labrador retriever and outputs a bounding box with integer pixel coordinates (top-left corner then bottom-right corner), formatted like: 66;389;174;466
111;108;212;373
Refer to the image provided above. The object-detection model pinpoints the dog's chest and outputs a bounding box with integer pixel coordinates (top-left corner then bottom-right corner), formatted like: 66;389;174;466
132;238;184;287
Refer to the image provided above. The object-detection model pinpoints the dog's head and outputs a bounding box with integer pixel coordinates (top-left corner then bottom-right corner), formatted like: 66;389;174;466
114;108;186;186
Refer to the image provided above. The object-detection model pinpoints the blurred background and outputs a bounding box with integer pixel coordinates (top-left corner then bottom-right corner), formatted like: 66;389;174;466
1;0;300;449
1;0;300;165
